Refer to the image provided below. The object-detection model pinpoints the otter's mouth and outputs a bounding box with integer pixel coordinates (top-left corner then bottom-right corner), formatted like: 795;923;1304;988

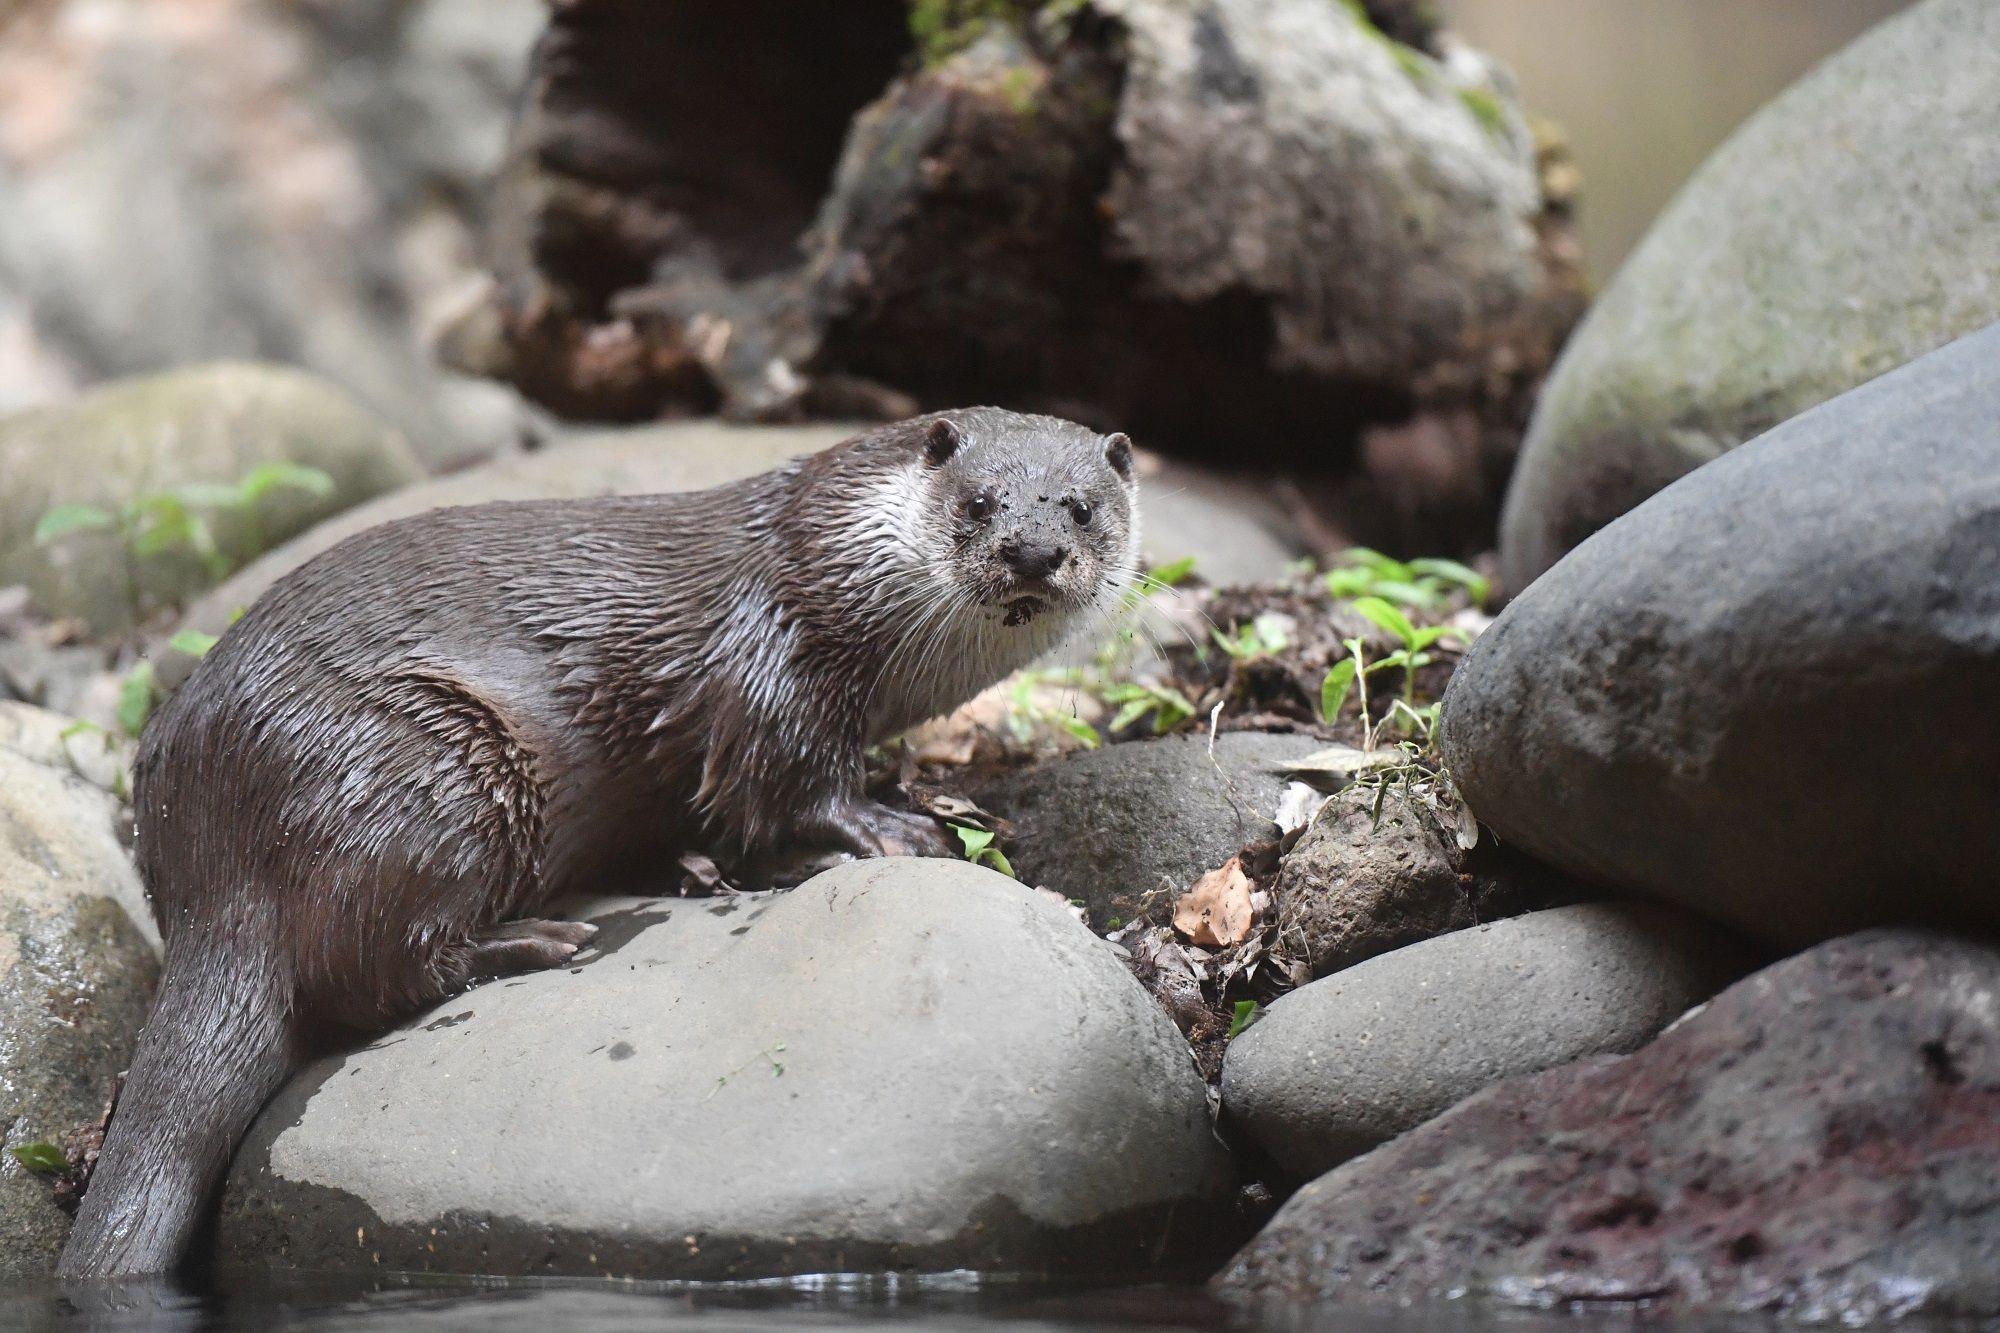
1001;595;1048;627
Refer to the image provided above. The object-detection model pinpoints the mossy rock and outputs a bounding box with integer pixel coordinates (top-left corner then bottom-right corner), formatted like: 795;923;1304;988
0;363;422;635
0;704;160;1279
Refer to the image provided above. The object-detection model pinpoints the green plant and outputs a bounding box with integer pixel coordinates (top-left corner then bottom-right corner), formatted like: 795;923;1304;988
8;1142;68;1174
1145;555;1198;589
1101;680;1197;735
1005;668;1101;749
33;462;334;593
1210;614;1290;662
1323;547;1488;610
1350;596;1457;713
1227;1000;1261;1039
952;823;1016;877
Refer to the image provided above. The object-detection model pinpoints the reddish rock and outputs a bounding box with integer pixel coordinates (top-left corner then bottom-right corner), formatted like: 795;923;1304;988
1216;930;2000;1322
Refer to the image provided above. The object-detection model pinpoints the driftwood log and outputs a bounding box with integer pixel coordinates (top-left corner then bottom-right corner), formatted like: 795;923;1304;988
447;0;1585;552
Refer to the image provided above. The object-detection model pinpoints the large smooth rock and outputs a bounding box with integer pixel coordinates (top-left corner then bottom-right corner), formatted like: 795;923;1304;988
0;704;160;1279
1;364;421;633
216;860;1227;1279
1218;930;2000;1322
977;732;1325;925
167;421;1299;685
1221;903;1756;1179
1500;0;2000;587
1445;322;2000;949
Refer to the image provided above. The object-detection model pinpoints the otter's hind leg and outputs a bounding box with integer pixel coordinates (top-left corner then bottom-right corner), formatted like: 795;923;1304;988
463;919;598;977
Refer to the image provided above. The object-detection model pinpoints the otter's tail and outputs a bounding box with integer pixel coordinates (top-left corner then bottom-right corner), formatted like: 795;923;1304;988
58;930;299;1278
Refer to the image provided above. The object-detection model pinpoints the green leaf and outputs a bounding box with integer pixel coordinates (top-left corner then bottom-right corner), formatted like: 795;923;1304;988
9;1142;68;1174
168;629;219;658
1408;557;1490;604
1227;1000;1261;1040
1408;626;1451;652
1351;596;1419;647
1319;658;1357;723
32;504;115;546
1147;555;1197;588
237;461;335;506
951;824;996;859
117;662;156;736
1055;715;1101;749
976;846;1016;878
1110;697;1155;732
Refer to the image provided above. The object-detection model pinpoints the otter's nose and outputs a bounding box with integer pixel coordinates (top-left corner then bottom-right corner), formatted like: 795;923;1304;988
1000;540;1069;581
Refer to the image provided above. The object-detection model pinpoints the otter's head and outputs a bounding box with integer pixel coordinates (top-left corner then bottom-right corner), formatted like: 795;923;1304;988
914;409;1140;629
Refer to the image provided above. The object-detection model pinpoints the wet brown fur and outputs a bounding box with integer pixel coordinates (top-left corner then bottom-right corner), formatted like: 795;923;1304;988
59;409;1138;1278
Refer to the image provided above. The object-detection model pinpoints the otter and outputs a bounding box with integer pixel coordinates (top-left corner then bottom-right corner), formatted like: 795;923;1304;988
59;408;1140;1278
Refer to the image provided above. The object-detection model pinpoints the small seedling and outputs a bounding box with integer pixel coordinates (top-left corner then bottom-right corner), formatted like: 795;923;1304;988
1227;1000;1261;1040
1101;680;1197;735
951;823;1016;877
1145;555;1197;589
33;462;335;608
1324;547;1489;610
1210;614;1290;662
1350;595;1457;713
704;1043;788;1100
8;1142;69;1175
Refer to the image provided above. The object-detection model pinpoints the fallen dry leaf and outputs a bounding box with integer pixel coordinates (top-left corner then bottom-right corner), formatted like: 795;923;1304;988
1173;856;1255;948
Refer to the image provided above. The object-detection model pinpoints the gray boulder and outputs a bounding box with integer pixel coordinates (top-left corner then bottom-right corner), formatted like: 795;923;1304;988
0;704;160;1279
1500;0;2000;588
1445;322;2000;949
977;732;1325;925
215;859;1227;1279
1217;929;2000;1322
1221;903;1756;1178
1;364;420;633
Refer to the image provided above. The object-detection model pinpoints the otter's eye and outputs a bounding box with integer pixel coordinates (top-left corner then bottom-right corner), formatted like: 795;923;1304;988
1069;500;1093;527
964;493;995;523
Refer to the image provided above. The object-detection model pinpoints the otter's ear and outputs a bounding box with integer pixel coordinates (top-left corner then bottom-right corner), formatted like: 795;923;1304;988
924;419;965;468
1103;432;1134;479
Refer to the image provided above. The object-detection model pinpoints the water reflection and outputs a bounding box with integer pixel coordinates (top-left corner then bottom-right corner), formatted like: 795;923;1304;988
1444;0;1913;282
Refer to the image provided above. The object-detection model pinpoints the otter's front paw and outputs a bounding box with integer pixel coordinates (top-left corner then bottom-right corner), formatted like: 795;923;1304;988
820;800;958;860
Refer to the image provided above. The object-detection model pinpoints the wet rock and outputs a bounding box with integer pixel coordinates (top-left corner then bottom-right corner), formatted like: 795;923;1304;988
1446;322;2000;949
215;860;1228;1280
0;705;160;1279
464;0;1580;550
977;732;1323;926
166;421;1299;687
1221;903;1757;1179
0;0;540;453
1500;0;2000;587
1217;929;2000;1322
1;364;421;634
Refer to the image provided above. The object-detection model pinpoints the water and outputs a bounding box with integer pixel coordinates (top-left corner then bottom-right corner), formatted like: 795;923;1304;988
10;1270;1968;1333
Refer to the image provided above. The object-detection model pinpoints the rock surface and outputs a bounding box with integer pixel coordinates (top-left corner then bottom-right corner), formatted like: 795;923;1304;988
977;732;1324;925
1222;903;1757;1179
1445;322;2000;949
1273;788;1467;978
216;859;1227;1280
2;364;421;633
0;704;160;1279
166;421;1299;686
0;0;540;453
1499;0;2000;587
1217;929;2000;1322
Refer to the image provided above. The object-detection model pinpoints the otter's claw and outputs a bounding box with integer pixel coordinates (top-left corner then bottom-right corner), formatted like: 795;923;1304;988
814;800;958;861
